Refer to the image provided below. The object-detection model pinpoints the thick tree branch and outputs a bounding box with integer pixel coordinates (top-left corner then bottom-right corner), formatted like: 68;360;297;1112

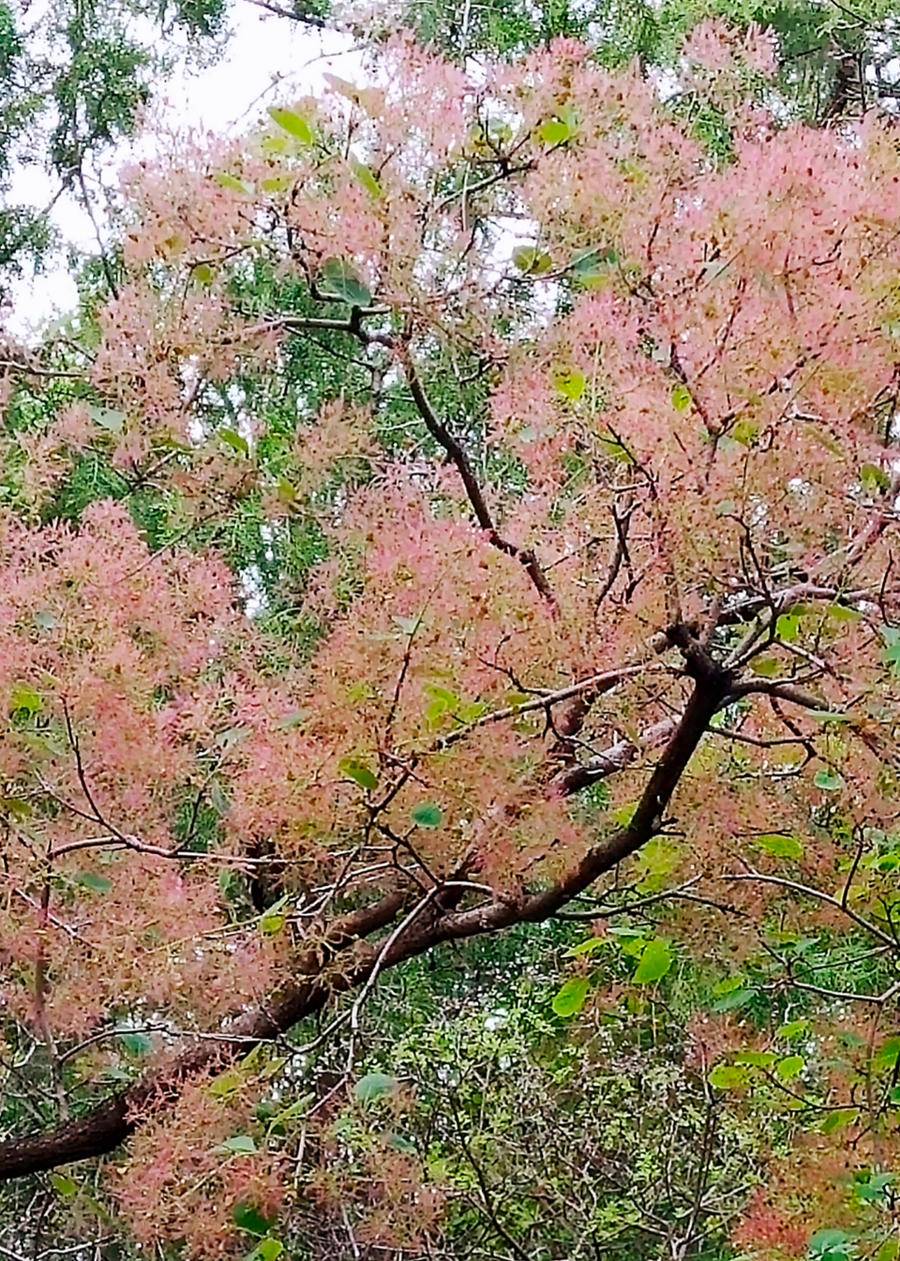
0;650;730;1182
0;891;407;1179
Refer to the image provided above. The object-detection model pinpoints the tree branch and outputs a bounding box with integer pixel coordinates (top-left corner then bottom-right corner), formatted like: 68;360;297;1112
0;655;731;1182
400;347;557;609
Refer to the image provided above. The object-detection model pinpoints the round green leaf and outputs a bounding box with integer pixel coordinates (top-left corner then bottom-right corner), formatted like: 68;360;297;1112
512;245;552;275
553;366;586;401
814;768;845;792
633;938;674;985
411;803;443;828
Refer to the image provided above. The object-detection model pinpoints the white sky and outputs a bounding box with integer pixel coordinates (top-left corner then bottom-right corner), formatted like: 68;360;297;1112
7;2;364;338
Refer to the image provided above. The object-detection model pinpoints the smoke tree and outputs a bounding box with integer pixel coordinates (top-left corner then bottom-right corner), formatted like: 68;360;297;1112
2;18;900;1258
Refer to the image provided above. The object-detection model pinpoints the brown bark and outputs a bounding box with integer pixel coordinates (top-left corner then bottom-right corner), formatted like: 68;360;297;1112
0;654;731;1183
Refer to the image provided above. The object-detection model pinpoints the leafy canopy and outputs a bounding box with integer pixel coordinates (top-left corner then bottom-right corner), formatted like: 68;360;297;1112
2;13;900;1261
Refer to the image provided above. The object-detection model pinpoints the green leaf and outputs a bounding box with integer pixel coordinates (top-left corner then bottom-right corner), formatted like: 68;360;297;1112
814;768;845;792
633;938;673;985
0;796;32;820
874;1035;900;1071
613;800;637;827
247;1240;284;1261
423;682;460;725
193;262;215;285
219;427;250;457
671;383;692;412
267;106;315;145
569;936;607;957
827;602;861;623
820;1107;859;1135
49;1173;79;1198
512;245;552;275
854;1171;893;1204
118;1031;153;1056
776;612;801;643
882;627;900;674
233;1202;271;1236
88;404;125;434
214;172;252;194
777;1019;810;1042
411;803;443;828
538;107;578;146
634;837;681;892
538;118;570;145
317;257;372;307
731;418;759;447
750;656;780;677
712;986;757;1012
776;1054;805;1081
809;1228;853;1261
755;833;804;860
568;245;618;284
733;1050;777;1068
714;972;749;997
861;462;891;494
217;1134;257;1155
73;871;112;894
552;976;590;1017
260;175;293;194
350;157;383;199
553;367;586;402
708;1064;748;1090
259;911;286;937
339;757;378;791
209;1069;245;1098
9;683;42;715
355;1072;398;1102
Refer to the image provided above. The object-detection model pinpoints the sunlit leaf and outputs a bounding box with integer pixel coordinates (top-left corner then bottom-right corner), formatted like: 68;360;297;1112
339;757;378;791
708;1064;748;1090
9;683;42;715
552;976;590;1017
512;245;552;275
633;938;673;985
755;833;804;860
268;106;315;145
671;383;692;412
